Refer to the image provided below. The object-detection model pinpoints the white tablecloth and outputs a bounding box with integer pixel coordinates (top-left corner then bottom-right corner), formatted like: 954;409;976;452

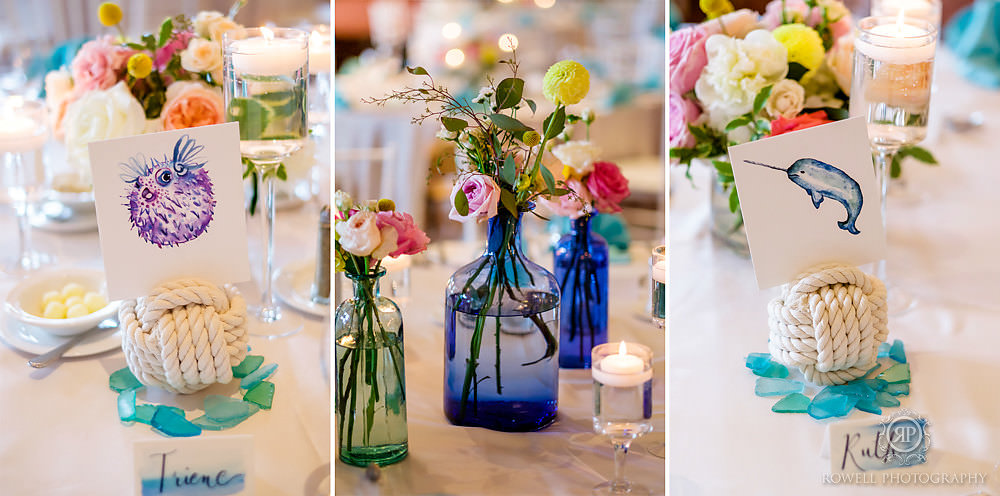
0;202;331;495
670;51;1000;495
334;243;667;495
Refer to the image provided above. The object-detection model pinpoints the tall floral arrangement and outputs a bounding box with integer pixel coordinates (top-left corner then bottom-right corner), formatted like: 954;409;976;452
44;1;246;182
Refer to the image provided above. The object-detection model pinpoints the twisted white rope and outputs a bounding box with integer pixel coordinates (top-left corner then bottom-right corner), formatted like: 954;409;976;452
767;264;889;386
119;279;248;394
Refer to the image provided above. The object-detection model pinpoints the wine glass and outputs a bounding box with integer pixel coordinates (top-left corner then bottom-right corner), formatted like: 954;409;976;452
849;16;937;315
649;245;665;329
592;341;654;496
0;97;51;274
223;27;309;338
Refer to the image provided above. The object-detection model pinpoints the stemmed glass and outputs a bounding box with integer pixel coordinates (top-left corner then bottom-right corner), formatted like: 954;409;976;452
649;246;665;328
223;27;309;338
592;341;654;496
850;16;937;315
0;97;51;274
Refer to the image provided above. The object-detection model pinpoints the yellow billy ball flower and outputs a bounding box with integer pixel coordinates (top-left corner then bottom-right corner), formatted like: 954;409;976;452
127;53;153;79
521;130;541;147
561;166;580;181
98;2;123;27
542;60;590;106
376;198;396;212
772;24;825;72
699;0;734;19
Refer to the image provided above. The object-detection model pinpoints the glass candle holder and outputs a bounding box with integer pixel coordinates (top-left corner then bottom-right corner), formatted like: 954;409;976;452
223;27;309;337
592;341;654;496
0;97;52;274
649;246;665;328
870;0;942;31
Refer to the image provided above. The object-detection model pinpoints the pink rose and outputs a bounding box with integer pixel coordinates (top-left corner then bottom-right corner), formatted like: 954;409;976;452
669;27;708;95
539;179;592;218
700;9;761;39
375;211;430;257
669;92;701;149
449;174;501;223
70;39;121;94
156;31;194;70
160;81;225;130
585;162;630;214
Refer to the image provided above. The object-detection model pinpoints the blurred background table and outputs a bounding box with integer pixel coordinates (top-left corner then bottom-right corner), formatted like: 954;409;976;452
670;50;1000;495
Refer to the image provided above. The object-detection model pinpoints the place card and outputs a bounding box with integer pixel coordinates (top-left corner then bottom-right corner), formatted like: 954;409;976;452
88;123;251;300
827;413;929;474
133;435;253;495
728;117;887;288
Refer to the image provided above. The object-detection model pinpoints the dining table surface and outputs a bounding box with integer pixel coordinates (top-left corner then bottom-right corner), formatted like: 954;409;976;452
0;195;332;495
333;238;667;495
670;50;1000;495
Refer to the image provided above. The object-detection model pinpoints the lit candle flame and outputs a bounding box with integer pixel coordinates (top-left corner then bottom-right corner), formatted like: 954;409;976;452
618;341;627;356
895;10;905;38
261;26;274;42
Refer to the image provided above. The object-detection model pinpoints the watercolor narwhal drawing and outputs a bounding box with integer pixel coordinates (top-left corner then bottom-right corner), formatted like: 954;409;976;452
119;135;216;248
744;158;863;235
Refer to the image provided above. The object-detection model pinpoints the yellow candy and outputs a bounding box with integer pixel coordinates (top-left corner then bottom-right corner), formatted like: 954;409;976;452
42;291;62;307
65;296;84;308
43;301;67;319
66;304;90;319
84;292;108;313
61;283;87;299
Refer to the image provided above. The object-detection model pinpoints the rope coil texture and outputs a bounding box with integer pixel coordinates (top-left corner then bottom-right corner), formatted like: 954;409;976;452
119;279;248;394
767;264;888;386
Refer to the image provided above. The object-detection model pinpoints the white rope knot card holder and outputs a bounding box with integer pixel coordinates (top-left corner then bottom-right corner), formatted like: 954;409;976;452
119;279;248;394
767;264;889;386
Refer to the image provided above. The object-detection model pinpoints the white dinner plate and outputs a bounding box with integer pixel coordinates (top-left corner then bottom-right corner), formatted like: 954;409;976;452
0;315;121;357
275;259;329;319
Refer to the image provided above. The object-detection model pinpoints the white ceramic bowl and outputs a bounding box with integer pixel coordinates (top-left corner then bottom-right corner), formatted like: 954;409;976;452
5;268;119;337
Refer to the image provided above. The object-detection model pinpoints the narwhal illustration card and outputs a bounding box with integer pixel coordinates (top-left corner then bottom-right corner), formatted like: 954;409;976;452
89;122;251;300
728;117;886;289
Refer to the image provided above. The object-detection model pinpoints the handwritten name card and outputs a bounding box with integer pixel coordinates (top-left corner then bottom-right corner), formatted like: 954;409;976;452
133;435;253;495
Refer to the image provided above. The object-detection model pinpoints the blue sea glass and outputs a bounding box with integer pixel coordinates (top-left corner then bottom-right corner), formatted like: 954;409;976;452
885;383;910;396
877;342;891;358
118;389;137;421
864;362;881;378
232;355;264;378
444;210;559;431
151;406;201;437
876;391;900;407
240;363;277;389
553;214;608;369
191;414;250;431
850;378;888;391
133;404;156;424
204;395;256;422
877;363;911;384
745;353;771;371
754;377;804;397
772;393;810;413
855;397;881;415
889;340;907;363
109;367;144;393
753;360;789;378
244;381;275;410
808;388;858;419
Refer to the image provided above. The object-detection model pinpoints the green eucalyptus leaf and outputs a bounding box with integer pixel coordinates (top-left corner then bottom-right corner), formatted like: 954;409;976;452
441;116;468;132
539;165;557;195
406;66;428;76
488;113;531;133
495;78;524;110
500;189;518;217
500;155;517;186
524;98;537;114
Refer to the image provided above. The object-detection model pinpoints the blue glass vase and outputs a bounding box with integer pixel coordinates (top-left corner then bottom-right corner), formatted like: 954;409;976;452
444;208;560;431
554;214;609;368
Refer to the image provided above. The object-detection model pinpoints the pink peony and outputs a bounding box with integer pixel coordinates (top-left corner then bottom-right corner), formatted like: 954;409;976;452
585;162;630;214
700;9;761;39
449;174;501;223
376;211;430;257
539;179;592;218
669;27;708;95
669;92;701;149
155;31;194;70
70;38;122;94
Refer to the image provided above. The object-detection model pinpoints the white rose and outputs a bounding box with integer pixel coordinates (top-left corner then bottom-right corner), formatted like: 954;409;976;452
63;81;145;169
335;211;381;256
695;30;788;133
765;79;805;119
193;11;225;38
208;18;242;43
552;140;602;176
180;38;223;74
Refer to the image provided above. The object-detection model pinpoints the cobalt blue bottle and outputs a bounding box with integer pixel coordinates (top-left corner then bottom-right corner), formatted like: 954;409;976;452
553;214;608;368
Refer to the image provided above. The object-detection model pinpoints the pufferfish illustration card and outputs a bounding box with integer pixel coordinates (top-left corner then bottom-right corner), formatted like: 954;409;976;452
89;122;251;300
727;117;886;289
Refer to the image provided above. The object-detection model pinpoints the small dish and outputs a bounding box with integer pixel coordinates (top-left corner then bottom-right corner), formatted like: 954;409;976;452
0;315;121;357
5;267;120;337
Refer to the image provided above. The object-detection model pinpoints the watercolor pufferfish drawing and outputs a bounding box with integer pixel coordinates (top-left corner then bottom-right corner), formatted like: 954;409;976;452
119;135;216;248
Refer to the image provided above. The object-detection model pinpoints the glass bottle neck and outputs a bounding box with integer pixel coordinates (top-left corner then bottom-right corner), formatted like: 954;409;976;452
348;270;384;299
485;209;524;256
569;213;594;244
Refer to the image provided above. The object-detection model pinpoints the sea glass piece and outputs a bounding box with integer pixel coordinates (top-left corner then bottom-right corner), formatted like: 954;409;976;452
855;397;881;415
244;381;275;410
876;391;900;407
109;367;144;393
885;383;910;396
133;404;156;424
863;362;881;378
191;413;254;431
754;377;804;397
808;388;859;419
151;406;201;437
876;363;910;384
877;342;890;358
889;340;906;364
232;355;265;378
828;383;876;403
240;363;277;389
753;360;789;379
745;353;771;371
772;393;810;413
204;395;257;422
851;378;888;391
118;389;137;421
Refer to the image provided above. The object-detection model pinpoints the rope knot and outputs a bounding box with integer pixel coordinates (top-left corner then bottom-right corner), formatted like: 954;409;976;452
767;264;888;385
119;279;248;394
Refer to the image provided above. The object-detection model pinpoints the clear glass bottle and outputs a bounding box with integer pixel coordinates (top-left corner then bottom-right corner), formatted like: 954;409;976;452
553;214;609;368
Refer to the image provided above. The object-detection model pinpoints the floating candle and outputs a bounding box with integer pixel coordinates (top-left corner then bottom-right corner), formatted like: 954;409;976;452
592;341;652;387
652;260;666;284
309;29;331;74
230;27;308;76
854;14;936;64
0;114;46;153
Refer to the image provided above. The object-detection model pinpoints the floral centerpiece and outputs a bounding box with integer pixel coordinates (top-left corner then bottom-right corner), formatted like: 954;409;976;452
367;52;586;431
44;1;246;190
669;0;936;238
333;191;430;467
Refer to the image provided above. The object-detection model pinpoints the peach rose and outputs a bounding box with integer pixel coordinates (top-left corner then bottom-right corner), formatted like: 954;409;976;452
827;34;854;96
160;81;224;130
180;38;223;77
209;18;241;43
